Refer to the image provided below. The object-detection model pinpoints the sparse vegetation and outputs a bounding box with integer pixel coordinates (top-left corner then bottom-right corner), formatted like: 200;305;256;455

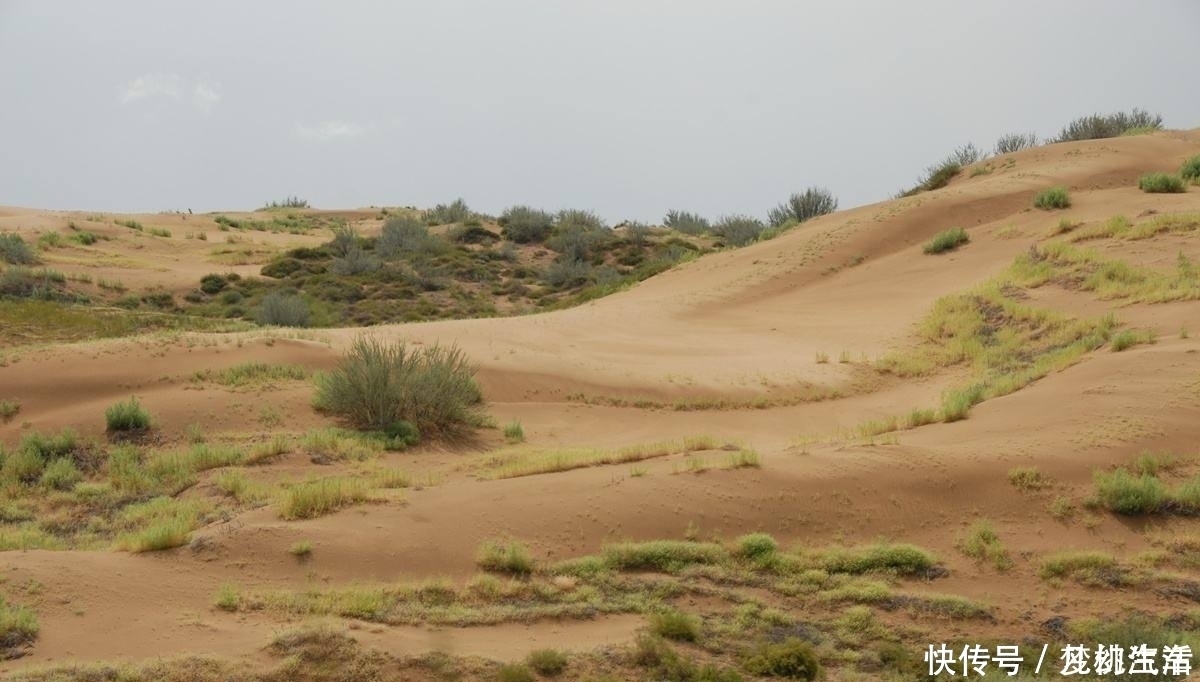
957;521;1012;571
526;648;569;676
742;638;821;680
476;539;535;577
767;187;838;228
994;132;1038;155
278;477;370;520
1033;186;1070;209
314;336;483;435
290;540;313;557
256;291;310;327
0;233;36;264
0;399;20;422
503;419;525;443
1093;468;1165;515
1054;108;1162;142
1008;466;1049;491
649;608;701;642
923;227;969;254
1182;155;1200;182
1110;328;1155;351
0;596;39;659
1138;172;1186;194
105;397;151;433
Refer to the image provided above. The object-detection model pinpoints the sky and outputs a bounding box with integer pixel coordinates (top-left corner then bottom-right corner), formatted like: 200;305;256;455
1;1;1198;223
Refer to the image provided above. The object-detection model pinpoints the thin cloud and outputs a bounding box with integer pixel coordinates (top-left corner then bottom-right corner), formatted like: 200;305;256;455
192;79;222;114
121;73;182;103
121;73;221;114
293;120;365;141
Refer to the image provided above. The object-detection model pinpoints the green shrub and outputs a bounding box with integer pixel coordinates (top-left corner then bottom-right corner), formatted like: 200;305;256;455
767;188;838;227
1055;109;1162;142
279;477;369;520
0;399;19;422
649;608;701;642
940;384;985;422
923;227;969;254
994;132;1038;155
0;595;39;654
712;215;765;247
496;663;535;682
1182;155;1200;182
199;273;227;294
1110;328;1154;352
526;648;569;675
377;216;439;257
735;532;778;560
544;258;593;288
39;458;82;490
957;521;1012;571
214;583;241;611
424;198;471;225
105;397;151;432
476;539;534;576
314;337;483;434
1033;187;1070;209
1138;172;1185;194
663;210;711;235
821;543;935;576
503;419;525;443
0;233;36;265
2;448;45;484
743;638;821;680
499;206;555;243
1093;469;1164;514
602;540;726;572
256;291;310;327
382;420;420;450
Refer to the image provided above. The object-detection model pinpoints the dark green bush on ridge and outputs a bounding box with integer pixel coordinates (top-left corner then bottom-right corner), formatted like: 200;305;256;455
1055;108;1162;142
768;187;838;228
499;205;556;243
743;638;821;680
995;132;1038;155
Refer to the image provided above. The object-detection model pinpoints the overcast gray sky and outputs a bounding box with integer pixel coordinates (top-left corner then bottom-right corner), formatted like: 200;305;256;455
1;1;1197;223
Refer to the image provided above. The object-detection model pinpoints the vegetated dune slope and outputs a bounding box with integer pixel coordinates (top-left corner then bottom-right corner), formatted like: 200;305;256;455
2;129;1200;675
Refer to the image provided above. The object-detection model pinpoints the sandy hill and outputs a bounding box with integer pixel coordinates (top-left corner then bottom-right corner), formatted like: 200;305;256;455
2;129;1200;680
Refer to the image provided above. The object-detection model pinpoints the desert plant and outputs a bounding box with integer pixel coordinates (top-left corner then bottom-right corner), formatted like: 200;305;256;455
712;215;765;247
0;399;19;422
1138;172;1186;194
0;233;36;265
994;132;1038;155
526;648;569;675
105;397;151;432
663;210;711;235
214;583;241;611
39;458;82;491
263;196;309;209
496;664;535;682
742;638;821;680
1093;468;1165;514
544;258;593;288
957;521;1012;571
0;596;39;655
256;291;310;327
649;608;701;642
290;541;313;557
1034;187;1070;209
499;206;555;243
1182;155;1200;182
1055;108;1163;142
767;187;838;227
424;198;471;225
476;539;534;576
923;227;969;254
377;216;440;258
314;337;483;434
735;532;778;560
504;419;525;443
278;477;368;520
1007;466;1049;491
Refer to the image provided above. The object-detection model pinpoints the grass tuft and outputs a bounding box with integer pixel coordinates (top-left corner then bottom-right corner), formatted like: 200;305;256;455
649;608;701;642
1138;172;1186;194
476;539;535;577
278;477;369;520
1033;187;1070;210
105;396;151;432
923;227;969;254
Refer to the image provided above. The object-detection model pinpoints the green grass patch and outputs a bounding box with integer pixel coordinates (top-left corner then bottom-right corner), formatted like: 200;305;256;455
476;539;535;577
278;477;370;520
1093;469;1165;514
476;436;725;479
503;419;525;443
192;362;309;388
648;608;701;642
923;227;969;254
819;543;936;576
1033;187;1070;209
602;540;727;573
1138;172;1186;194
105;396;151;432
0;596;39;657
957;521;1012;571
